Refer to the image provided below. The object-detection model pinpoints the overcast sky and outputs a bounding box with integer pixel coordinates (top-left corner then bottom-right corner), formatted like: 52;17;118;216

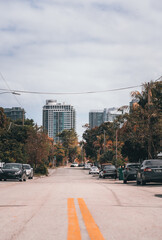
0;0;162;139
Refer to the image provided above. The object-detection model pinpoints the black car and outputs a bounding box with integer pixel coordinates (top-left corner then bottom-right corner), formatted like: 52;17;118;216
0;163;27;181
99;165;117;179
137;159;162;185
123;163;140;183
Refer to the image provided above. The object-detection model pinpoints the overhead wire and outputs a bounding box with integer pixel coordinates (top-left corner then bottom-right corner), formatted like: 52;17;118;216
0;71;23;107
0;76;161;95
0;70;32;119
0;84;143;95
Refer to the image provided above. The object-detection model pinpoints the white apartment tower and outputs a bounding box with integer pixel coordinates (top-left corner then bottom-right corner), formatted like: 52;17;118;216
43;100;76;142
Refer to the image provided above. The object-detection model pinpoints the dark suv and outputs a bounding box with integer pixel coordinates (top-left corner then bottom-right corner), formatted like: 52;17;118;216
0;163;27;181
123;163;140;183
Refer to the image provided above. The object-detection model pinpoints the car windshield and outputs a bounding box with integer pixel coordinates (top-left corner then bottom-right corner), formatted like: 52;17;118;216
103;165;116;170
127;164;140;168
23;165;30;169
145;160;162;167
3;164;21;170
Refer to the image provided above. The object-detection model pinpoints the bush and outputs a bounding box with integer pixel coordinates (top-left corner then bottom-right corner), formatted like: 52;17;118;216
34;164;48;175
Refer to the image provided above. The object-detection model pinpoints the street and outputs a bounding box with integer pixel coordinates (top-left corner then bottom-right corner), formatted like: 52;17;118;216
0;167;162;240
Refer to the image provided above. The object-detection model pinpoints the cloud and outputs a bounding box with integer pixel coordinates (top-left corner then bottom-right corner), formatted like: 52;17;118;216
0;0;162;139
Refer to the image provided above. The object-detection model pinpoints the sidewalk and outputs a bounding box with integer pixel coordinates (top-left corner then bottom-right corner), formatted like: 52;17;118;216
48;168;56;176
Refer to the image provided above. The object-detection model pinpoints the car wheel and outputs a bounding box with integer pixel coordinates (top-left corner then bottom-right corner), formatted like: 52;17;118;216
19;175;24;181
141;179;146;185
4;179;7;181
0;179;2;181
103;176;105;179
123;179;127;184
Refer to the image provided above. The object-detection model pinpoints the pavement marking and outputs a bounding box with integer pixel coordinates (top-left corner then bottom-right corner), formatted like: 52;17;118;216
78;198;105;240
67;198;81;240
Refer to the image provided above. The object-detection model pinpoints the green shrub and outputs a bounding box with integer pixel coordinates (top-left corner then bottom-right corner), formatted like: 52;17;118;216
35;164;48;175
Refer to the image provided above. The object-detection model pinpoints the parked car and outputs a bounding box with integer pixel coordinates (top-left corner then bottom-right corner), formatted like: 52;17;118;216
89;166;99;174
136;159;162;185
0;163;27;181
23;164;33;179
84;163;92;169
70;162;78;167
0;162;5;169
99;165;117;179
123;163;140;183
78;163;84;167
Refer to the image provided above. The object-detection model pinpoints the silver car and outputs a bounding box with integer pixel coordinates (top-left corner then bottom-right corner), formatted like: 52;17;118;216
23;164;33;179
89;166;99;174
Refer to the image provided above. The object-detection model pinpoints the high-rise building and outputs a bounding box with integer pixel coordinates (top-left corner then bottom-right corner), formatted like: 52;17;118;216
89;110;104;129
43;100;76;142
4;107;25;121
89;107;128;129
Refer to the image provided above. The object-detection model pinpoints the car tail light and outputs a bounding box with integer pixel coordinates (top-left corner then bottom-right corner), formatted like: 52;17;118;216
103;171;106;173
144;168;152;172
126;168;129;171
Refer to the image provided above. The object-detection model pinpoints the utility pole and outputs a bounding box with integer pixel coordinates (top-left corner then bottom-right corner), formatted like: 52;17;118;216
115;129;118;166
22;109;25;126
148;82;152;159
104;130;106;153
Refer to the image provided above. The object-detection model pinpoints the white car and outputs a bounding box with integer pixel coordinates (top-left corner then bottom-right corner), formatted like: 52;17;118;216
89;166;99;174
84;163;92;169
70;163;78;167
23;164;33;179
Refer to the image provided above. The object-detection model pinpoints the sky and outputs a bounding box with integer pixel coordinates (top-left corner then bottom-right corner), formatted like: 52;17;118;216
0;0;162;140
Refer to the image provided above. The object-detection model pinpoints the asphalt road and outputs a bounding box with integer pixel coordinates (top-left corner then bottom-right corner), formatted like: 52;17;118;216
0;167;162;240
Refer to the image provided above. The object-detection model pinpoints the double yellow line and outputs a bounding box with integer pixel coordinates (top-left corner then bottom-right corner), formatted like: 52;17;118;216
67;198;105;240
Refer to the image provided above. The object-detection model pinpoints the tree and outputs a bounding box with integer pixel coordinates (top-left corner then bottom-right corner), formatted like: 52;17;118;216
0;108;30;163
120;81;162;161
25;125;50;168
83;122;117;163
0;107;10;133
53;143;65;166
58;129;79;162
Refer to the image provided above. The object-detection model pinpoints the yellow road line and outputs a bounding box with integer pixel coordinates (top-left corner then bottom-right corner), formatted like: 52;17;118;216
67;198;81;240
78;198;105;240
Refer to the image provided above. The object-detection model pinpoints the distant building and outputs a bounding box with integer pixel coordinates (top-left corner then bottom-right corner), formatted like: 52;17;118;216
106;108;123;122
42;100;76;142
4;107;25;121
89;107;128;129
89;110;104;129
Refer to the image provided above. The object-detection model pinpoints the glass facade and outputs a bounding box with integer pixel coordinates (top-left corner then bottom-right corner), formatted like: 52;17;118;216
4;107;25;121
43;100;76;142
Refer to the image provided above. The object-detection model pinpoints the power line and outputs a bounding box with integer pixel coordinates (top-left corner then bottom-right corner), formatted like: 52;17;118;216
0;71;23;107
0;71;32;119
0;84;143;95
0;76;161;95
